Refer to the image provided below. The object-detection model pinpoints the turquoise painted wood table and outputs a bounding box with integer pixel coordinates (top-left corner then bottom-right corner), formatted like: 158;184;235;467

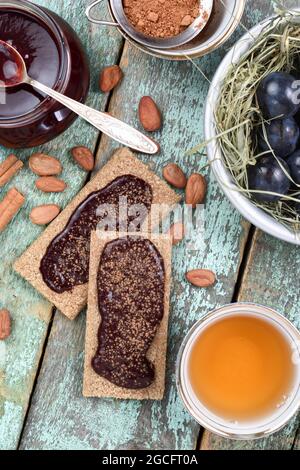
0;0;299;450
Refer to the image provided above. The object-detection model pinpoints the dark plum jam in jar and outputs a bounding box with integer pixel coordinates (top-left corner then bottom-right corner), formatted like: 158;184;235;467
0;0;90;148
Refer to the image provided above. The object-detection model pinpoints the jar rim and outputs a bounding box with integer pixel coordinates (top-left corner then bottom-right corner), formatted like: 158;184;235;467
0;0;71;125
176;302;300;440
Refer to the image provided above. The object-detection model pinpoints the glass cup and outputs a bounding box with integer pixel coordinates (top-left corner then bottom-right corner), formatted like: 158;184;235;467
0;0;90;148
177;303;300;440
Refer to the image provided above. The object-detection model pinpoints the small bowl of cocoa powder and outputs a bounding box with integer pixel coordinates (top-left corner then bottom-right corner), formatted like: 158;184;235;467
86;0;245;61
110;0;214;50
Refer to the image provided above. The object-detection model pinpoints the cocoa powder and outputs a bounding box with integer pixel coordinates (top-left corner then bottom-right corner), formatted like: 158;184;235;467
123;0;200;39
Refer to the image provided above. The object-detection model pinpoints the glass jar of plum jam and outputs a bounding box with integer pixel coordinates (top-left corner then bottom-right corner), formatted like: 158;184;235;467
0;0;90;148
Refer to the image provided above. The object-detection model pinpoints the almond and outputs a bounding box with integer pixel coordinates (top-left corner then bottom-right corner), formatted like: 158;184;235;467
138;96;162;132
30;204;61;225
163;163;187;189
168;222;185;245
36;177;67;193
29;153;62;176
186;269;216;288
0;309;11;340
99;65;123;92
71;146;94;171
185;173;207;208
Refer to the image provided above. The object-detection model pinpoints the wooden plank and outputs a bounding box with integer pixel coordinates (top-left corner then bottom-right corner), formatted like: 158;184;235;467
201;230;300;450
0;0;123;450
19;36;250;449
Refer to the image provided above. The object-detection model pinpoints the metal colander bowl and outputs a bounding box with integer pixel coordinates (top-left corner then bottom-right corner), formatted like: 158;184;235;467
105;0;246;61
86;0;214;50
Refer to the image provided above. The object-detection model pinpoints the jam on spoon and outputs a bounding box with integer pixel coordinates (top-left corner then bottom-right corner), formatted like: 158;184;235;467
0;40;24;87
0;40;158;154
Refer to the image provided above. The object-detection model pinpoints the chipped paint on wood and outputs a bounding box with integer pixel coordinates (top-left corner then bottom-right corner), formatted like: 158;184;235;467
19;23;251;450
2;0;297;451
0;0;123;450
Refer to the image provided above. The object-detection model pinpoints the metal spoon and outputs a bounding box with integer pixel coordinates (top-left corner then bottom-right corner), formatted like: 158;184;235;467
0;40;159;155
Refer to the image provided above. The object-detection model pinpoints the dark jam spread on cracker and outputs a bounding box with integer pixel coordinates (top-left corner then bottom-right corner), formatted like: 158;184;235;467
92;236;165;389
40;176;153;293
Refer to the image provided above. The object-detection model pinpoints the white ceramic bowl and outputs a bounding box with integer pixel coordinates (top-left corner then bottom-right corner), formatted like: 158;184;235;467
205;15;300;245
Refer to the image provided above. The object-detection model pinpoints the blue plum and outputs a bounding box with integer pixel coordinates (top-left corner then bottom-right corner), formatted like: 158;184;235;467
286;150;300;185
247;155;291;202
257;72;300;119
294;110;300;127
258;117;299;158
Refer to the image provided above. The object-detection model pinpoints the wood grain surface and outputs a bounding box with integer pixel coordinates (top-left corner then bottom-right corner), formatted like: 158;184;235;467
0;0;298;451
0;0;123;450
19;0;252;451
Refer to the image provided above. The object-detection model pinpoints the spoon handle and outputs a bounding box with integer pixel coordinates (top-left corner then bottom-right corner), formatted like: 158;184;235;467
28;78;159;155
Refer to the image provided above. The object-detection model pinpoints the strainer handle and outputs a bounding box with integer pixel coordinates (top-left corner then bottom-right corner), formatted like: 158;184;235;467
86;0;118;27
